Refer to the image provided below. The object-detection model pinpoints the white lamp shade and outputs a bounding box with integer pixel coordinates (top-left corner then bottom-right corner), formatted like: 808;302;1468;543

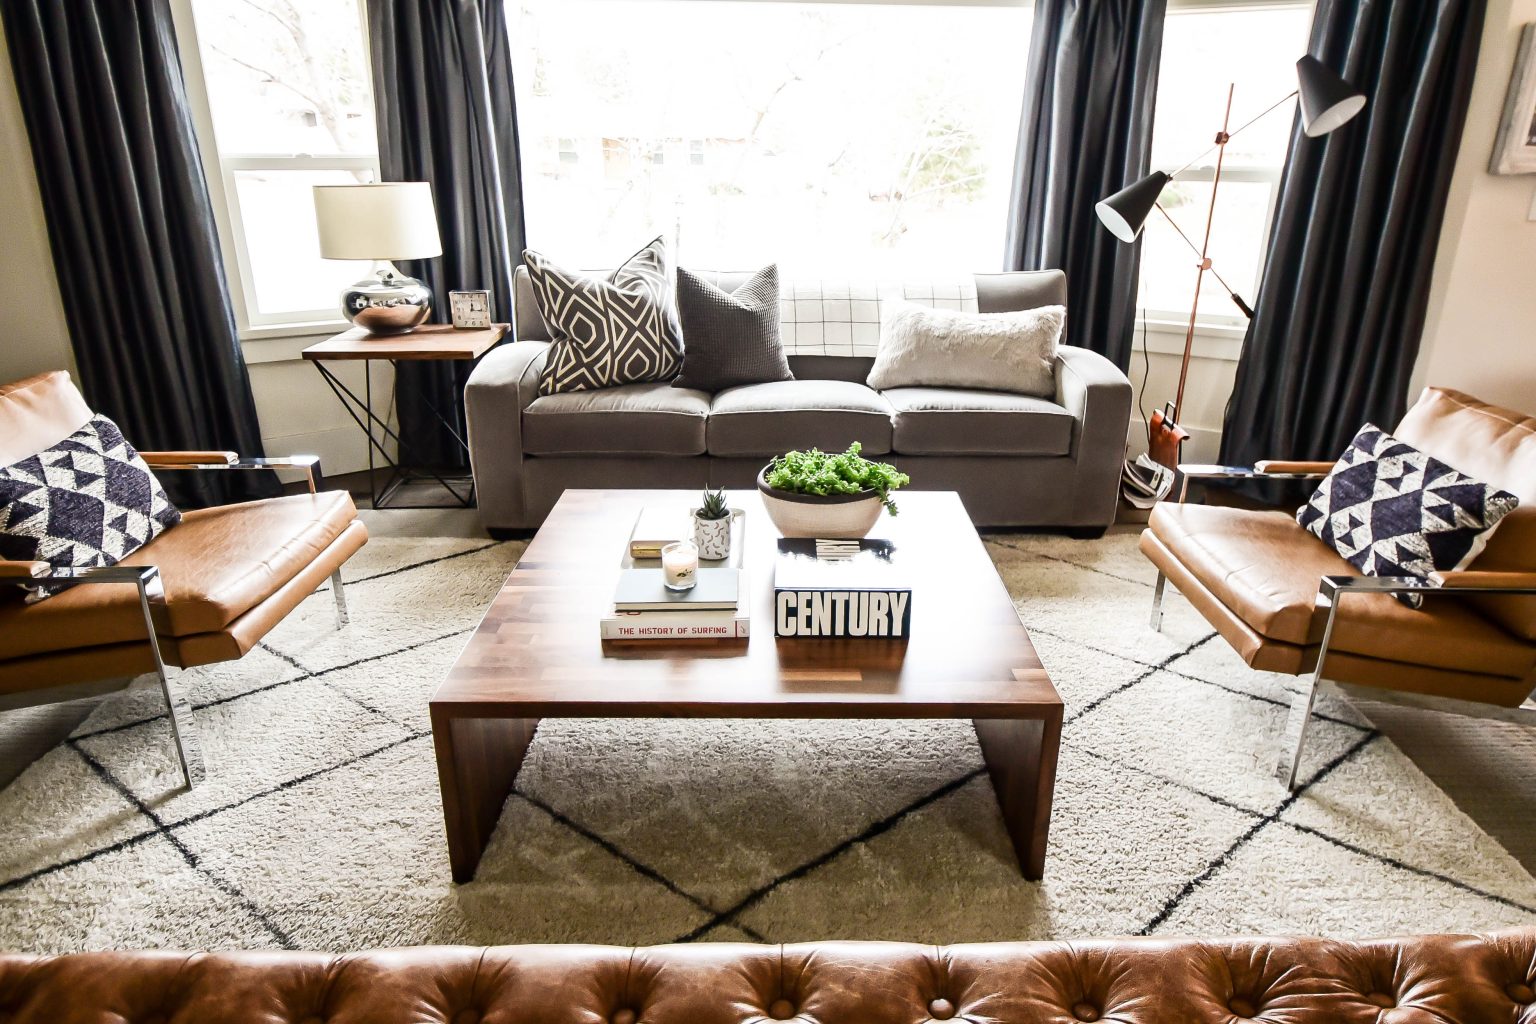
313;182;443;260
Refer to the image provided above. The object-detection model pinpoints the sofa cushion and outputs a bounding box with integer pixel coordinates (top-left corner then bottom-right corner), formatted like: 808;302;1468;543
0;491;358;662
524;383;711;456
707;380;894;458
867;302;1062;397
673;265;792;392
884;387;1073;456
1147;502;1535;679
526;236;683;395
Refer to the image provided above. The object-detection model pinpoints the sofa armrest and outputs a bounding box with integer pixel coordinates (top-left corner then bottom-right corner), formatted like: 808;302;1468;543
465;341;551;531
1055;345;1132;529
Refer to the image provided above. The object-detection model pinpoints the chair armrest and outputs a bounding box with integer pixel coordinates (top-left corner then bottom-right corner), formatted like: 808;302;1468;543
138;451;238;466
1256;460;1334;475
1319;574;1536;599
1429;570;1536;591
1179;463;1330;481
0;560;48;580
143;453;324;492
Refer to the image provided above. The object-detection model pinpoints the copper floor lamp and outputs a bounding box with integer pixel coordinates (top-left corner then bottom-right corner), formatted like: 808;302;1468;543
1097;55;1367;471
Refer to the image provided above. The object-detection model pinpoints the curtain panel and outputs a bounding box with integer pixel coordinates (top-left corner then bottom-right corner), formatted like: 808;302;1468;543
1219;0;1487;468
1;0;276;506
367;0;526;469
1004;0;1167;371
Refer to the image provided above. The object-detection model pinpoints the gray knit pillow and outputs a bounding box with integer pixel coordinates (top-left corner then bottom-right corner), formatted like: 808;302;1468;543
673;265;792;393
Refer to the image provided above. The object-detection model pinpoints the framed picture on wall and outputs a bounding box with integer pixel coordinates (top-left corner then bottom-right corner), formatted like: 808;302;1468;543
1491;23;1536;174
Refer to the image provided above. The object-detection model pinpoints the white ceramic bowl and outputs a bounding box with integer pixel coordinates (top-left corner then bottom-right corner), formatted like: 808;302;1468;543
756;466;884;539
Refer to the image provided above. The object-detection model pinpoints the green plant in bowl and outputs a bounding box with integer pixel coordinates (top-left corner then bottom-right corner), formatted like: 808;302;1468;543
763;442;911;515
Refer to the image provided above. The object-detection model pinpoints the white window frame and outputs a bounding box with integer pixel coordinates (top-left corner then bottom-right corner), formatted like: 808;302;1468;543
169;0;381;339
1139;0;1313;335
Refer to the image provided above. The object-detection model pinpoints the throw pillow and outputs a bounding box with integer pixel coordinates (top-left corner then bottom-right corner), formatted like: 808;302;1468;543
866;301;1063;397
0;414;181;602
673;265;793;392
1298;423;1520;607
527;236;683;396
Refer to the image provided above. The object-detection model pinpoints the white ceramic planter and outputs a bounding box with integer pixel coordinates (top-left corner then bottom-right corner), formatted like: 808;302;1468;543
692;511;733;559
756;467;884;539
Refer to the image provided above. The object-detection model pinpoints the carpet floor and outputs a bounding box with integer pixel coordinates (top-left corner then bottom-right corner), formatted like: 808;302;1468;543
2;530;1534;951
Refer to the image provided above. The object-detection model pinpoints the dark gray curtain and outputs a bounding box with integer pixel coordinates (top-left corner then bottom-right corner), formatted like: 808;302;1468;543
1004;0;1166;371
1;0;277;506
1219;0;1486;467
368;0;525;468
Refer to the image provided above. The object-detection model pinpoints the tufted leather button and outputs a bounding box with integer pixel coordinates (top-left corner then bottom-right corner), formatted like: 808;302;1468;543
612;1009;637;1024
768;999;797;1020
1071;1002;1100;1022
929;997;955;1020
1228;998;1257;1018
1508;983;1536;1004
1364;992;1395;1009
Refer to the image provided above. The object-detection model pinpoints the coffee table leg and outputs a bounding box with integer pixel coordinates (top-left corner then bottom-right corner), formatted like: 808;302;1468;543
431;710;540;883
973;712;1061;880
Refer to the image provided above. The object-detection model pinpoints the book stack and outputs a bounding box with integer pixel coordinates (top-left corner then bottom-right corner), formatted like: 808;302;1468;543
600;507;750;641
772;538;912;639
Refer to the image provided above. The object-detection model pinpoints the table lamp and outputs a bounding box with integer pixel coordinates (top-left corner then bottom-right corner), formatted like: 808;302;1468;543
1095;55;1366;470
313;182;443;334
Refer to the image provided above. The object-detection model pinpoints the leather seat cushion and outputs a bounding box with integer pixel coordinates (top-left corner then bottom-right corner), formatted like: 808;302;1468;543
707;380;894;457
1148;502;1535;678
0;491;358;662
883;387;1073;456
523;383;710;456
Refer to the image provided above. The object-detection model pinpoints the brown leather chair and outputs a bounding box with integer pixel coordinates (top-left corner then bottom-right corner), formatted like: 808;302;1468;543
0;371;368;787
1141;387;1536;789
3;930;1536;1022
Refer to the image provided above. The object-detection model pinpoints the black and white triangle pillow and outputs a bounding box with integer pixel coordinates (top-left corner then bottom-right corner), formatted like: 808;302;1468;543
527;236;684;396
0;414;181;602
1298;424;1519;607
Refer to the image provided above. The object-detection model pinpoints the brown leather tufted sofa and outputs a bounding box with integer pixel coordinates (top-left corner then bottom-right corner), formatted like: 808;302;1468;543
4;931;1536;1023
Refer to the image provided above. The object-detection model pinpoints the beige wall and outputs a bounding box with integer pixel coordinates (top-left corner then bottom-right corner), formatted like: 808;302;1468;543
1414;0;1536;415
0;20;74;386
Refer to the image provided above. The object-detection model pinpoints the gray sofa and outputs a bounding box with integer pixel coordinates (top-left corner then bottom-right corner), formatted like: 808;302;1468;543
465;268;1131;535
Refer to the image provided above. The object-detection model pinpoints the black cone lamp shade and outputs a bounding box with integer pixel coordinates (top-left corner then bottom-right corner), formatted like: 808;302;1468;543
1094;170;1170;242
1297;55;1366;137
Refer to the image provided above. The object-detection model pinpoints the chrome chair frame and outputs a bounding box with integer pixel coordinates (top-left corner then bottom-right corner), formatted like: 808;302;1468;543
3;454;352;789
1150;464;1536;791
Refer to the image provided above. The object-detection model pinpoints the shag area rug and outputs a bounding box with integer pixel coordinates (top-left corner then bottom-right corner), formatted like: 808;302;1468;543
2;529;1534;952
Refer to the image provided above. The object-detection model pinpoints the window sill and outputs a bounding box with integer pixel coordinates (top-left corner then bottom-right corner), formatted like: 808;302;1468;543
239;321;348;365
1134;318;1247;363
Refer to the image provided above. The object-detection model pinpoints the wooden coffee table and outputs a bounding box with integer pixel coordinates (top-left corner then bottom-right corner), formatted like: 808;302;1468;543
431;489;1062;882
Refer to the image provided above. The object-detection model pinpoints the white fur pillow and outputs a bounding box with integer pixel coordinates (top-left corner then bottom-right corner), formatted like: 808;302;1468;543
866;301;1063;396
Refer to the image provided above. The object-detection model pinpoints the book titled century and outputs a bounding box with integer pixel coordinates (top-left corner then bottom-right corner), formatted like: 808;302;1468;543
774;589;912;638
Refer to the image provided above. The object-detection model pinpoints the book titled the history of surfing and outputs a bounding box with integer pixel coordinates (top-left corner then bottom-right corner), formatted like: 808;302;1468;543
772;538;912;639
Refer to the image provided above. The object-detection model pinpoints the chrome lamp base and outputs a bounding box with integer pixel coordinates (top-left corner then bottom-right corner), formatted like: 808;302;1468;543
342;260;432;334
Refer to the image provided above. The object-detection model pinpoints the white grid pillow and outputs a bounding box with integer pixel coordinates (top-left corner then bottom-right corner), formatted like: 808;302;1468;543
777;278;979;357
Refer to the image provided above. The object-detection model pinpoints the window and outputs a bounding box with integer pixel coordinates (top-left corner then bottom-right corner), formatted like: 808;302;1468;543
510;0;1031;275
1137;2;1314;328
182;0;379;330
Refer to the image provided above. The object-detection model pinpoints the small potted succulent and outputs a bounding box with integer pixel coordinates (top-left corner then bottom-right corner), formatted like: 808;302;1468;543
692;486;734;559
757;442;910;539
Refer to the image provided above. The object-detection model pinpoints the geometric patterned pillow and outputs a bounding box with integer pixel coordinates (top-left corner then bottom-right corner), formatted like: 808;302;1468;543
527;235;683;396
1298;424;1520;607
0;414;181;603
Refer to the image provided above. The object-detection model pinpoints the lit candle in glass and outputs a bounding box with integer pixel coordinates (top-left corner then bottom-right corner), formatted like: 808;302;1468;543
660;541;698;591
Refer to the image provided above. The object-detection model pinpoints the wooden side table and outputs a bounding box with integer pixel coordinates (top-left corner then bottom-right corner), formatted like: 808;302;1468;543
302;323;508;509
